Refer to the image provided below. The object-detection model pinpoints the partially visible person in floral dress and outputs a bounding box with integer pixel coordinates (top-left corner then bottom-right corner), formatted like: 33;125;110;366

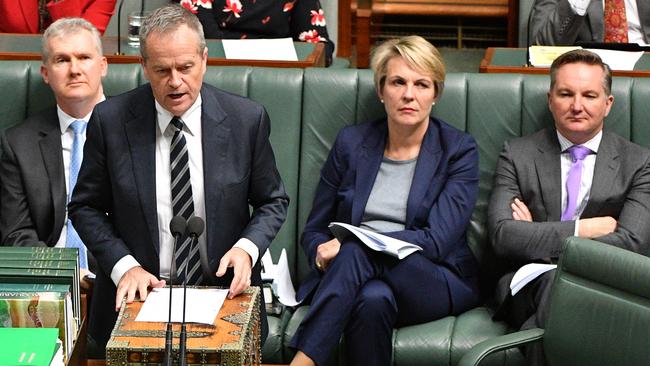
178;0;334;66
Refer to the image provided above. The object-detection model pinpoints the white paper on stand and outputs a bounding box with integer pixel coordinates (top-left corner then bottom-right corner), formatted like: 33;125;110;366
328;222;422;259
510;263;557;296
222;38;298;61
135;287;228;324
260;248;300;306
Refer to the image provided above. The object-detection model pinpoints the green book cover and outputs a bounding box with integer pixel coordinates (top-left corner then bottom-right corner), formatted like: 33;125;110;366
0;283;71;293
0;291;75;359
0;259;77;270
0;247;78;259
0;327;59;366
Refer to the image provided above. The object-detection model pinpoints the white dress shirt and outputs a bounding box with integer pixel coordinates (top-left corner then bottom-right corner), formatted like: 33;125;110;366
110;94;259;285
55;97;106;248
557;130;602;235
568;0;647;45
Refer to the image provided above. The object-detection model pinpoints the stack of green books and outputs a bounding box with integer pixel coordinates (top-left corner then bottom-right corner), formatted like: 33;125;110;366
0;247;80;361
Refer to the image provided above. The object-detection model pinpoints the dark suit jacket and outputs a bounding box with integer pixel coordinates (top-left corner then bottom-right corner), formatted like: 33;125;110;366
69;83;289;347
298;117;480;313
488;128;650;305
0;107;67;247
0;107;98;272
530;0;650;45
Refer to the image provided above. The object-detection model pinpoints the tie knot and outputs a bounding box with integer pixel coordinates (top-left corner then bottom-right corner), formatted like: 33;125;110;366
170;117;184;132
567;145;591;162
69;120;87;135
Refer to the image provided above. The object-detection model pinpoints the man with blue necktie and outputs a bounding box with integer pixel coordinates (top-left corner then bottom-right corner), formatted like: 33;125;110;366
488;49;650;365
0;17;107;287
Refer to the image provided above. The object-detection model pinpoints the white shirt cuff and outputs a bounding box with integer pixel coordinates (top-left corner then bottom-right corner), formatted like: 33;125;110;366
574;219;580;236
233;238;259;266
568;0;590;16
110;255;141;286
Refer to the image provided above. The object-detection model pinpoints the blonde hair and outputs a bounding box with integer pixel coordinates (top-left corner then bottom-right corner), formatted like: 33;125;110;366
42;18;103;61
370;35;445;97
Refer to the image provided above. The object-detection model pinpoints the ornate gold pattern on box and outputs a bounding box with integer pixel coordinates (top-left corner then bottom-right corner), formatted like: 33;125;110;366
106;286;261;365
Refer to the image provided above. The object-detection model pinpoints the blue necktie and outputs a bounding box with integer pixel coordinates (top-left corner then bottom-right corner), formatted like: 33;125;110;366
66;120;88;269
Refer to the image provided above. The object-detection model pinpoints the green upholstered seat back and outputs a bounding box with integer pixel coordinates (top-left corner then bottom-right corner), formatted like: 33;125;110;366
544;237;650;366
4;62;650;295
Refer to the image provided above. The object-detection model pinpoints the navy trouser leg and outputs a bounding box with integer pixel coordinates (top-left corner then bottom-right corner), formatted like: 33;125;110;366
344;280;397;366
292;241;381;365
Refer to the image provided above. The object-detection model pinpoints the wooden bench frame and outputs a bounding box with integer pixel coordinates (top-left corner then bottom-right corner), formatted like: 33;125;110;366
338;0;517;68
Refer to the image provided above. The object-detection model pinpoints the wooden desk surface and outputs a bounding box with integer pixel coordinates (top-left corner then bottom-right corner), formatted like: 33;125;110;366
480;47;650;77
0;34;324;68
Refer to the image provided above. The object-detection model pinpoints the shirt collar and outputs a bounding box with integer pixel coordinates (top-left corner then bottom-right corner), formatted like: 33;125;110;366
556;129;602;154
155;94;202;137
58;95;106;134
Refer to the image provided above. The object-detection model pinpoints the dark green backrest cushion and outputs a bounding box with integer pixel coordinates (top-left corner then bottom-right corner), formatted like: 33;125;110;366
544;237;650;366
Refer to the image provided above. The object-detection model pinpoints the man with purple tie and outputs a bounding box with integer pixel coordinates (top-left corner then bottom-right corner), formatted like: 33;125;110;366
488;49;650;365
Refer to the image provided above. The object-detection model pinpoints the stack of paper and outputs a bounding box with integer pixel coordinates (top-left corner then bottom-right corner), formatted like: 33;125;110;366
328;222;422;259
510;263;557;296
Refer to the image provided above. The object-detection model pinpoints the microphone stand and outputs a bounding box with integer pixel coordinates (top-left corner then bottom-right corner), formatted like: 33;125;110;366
164;216;187;366
179;216;205;366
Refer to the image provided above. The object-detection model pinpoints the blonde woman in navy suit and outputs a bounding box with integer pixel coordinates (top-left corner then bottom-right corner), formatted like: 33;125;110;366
290;35;481;366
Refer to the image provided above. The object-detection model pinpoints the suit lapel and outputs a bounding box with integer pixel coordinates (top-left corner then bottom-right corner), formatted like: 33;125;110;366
351;122;385;225
637;0;650;41
405;119;442;226
534;129;563;221
588;0;604;40
125;89;159;253
200;86;229;245
582;132;620;217
38;113;66;242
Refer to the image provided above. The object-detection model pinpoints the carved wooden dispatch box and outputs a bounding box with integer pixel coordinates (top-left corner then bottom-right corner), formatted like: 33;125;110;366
106;286;261;366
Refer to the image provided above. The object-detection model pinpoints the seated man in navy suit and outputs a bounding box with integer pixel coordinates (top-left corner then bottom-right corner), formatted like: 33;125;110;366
0;17;107;287
69;4;289;353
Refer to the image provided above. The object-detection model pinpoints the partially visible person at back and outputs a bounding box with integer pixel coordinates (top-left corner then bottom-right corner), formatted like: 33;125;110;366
488;49;650;365
0;0;116;34
0;17;107;289
289;35;480;366
530;0;650;46
177;0;335;66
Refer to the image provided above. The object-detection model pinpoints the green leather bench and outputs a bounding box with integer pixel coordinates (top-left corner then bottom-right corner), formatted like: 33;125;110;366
2;60;650;365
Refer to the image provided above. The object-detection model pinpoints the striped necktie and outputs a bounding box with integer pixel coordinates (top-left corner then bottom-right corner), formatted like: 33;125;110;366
170;117;202;285
66;120;88;269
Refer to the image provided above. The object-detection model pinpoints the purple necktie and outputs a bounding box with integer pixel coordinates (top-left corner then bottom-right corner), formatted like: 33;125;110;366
561;145;592;221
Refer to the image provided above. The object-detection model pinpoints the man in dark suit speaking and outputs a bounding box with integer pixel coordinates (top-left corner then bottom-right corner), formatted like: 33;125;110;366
69;4;289;351
0;17;106;285
488;49;650;365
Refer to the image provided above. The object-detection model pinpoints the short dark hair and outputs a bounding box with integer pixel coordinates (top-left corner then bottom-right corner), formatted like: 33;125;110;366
550;49;612;95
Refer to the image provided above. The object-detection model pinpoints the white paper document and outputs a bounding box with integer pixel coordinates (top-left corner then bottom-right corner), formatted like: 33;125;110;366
510;263;557;296
261;248;300;306
328;222;423;259
222;38;298;61
584;48;643;71
135;287;228;324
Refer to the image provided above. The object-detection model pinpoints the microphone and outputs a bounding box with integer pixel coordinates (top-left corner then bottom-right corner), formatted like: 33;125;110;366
179;216;205;366
163;216;187;366
116;0;125;55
